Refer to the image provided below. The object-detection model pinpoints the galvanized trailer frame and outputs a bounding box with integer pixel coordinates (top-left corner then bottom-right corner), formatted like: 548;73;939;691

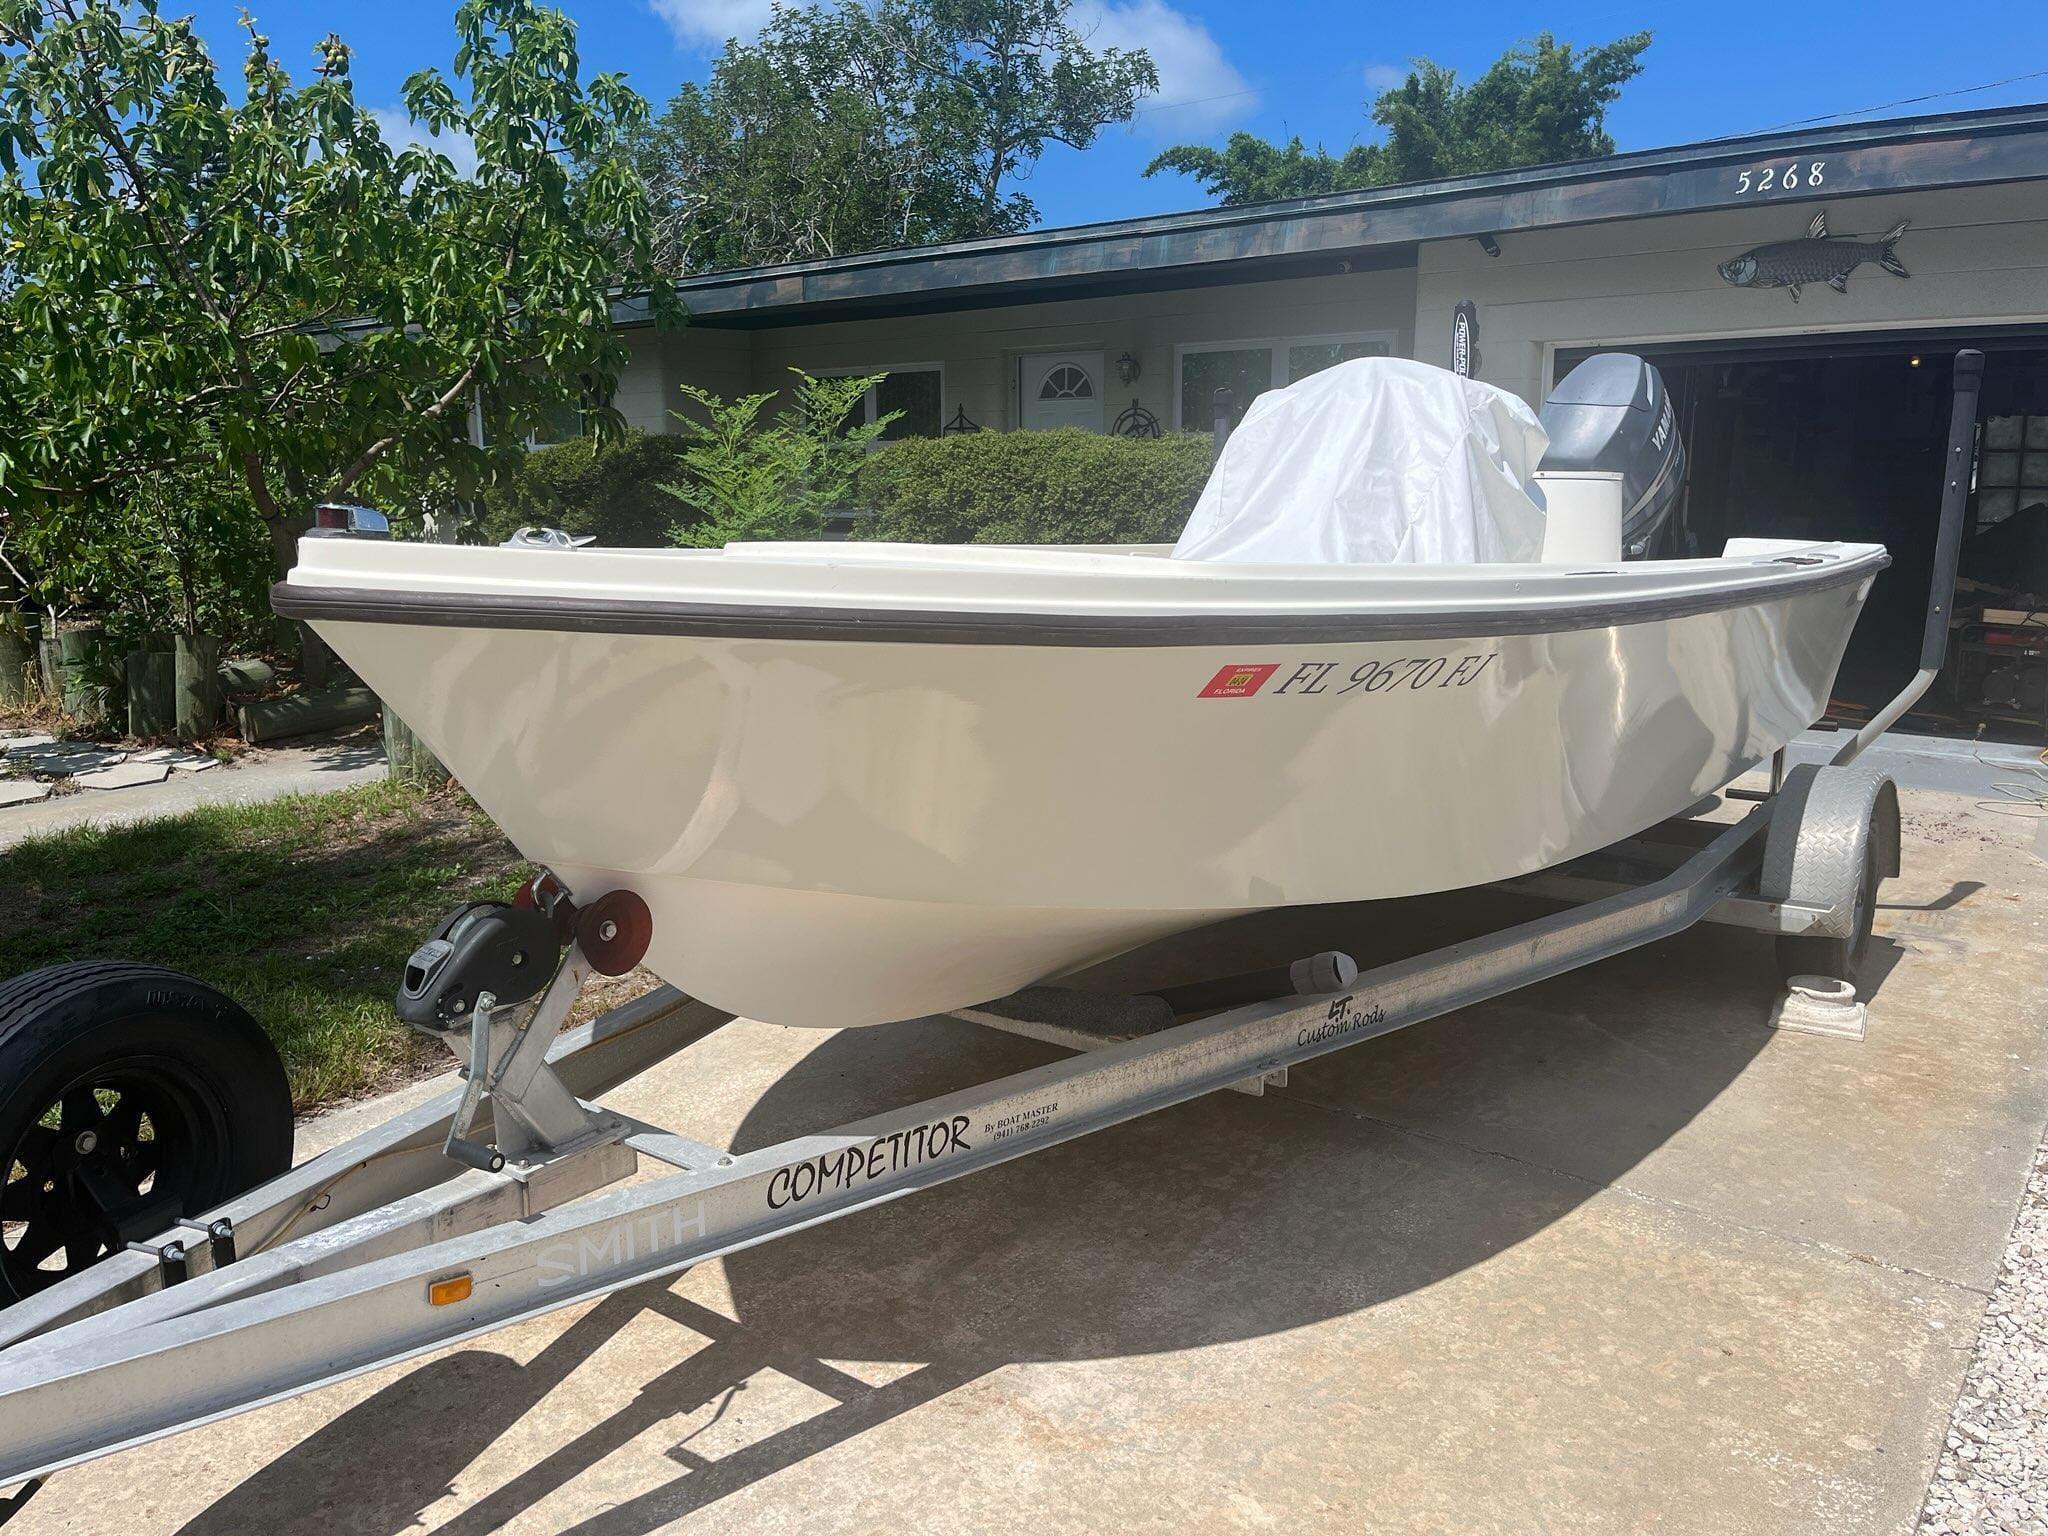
0;788;1887;1496
0;349;1984;1513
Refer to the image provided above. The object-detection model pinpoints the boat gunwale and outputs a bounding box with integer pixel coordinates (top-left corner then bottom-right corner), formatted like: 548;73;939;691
274;552;1886;647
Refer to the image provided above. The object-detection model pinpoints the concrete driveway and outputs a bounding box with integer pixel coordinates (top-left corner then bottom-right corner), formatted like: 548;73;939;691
0;728;387;851
9;789;2045;1534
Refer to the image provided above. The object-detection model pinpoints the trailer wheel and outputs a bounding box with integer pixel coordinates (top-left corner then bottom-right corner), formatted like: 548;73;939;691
1761;764;1901;989
0;963;292;1303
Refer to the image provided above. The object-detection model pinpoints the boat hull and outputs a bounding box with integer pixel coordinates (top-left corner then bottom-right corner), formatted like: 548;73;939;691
313;574;1869;1027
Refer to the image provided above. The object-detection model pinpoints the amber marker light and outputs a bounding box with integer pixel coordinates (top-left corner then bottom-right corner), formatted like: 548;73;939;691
428;1272;474;1306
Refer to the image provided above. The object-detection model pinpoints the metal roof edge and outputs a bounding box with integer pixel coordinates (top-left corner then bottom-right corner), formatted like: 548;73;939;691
646;101;2048;319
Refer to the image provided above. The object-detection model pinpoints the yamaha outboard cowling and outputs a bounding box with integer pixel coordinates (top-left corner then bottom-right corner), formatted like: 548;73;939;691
1537;354;1687;558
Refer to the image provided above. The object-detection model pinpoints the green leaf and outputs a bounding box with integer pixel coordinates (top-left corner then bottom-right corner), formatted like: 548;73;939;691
632;0;1157;272
0;0;671;599
1146;30;1651;205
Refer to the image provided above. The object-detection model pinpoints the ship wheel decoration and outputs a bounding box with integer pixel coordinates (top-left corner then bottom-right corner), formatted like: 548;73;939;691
1111;398;1161;438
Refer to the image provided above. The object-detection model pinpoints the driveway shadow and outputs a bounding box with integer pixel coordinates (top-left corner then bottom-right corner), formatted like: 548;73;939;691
1878;878;1984;913
178;889;1800;1536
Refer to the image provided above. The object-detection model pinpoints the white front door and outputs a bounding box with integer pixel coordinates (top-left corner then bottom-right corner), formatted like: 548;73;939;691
1021;353;1106;432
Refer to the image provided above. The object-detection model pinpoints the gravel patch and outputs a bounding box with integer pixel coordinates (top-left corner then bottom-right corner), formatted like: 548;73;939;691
1919;1133;2048;1535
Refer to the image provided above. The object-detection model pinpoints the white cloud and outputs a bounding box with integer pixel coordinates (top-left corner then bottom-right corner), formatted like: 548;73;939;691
370;107;478;178
1362;61;1408;94
647;0;776;51
1079;0;1255;138
645;0;1253;138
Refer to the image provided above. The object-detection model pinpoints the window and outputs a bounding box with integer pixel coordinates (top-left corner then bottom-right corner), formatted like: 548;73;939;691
1175;332;1395;431
832;366;944;442
1978;414;2048;530
526;398;587;449
1038;364;1094;401
524;374;613;448
1179;349;1273;435
1286;339;1388;379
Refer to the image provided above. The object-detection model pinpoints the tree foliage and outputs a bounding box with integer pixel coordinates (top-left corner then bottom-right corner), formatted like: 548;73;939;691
0;0;674;597
662;370;889;546
1147;31;1651;206
83;469;276;649
637;0;1157;272
857;428;1213;545
476;429;692;547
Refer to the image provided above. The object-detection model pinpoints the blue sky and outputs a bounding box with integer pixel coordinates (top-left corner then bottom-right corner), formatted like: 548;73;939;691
182;0;2048;230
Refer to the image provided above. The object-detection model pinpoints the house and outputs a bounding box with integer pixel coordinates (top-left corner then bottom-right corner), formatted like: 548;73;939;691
603;102;2048;739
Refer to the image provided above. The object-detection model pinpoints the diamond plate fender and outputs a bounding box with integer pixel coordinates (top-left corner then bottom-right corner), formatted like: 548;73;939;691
1759;763;1901;938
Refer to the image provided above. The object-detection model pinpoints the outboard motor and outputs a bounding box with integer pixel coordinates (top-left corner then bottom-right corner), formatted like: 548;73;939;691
1535;354;1687;561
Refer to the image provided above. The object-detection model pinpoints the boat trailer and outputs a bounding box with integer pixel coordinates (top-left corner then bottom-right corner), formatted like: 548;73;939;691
0;771;1900;1502
0;353;1982;1511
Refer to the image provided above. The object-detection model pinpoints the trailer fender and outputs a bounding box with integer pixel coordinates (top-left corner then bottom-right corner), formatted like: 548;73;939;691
1760;762;1901;939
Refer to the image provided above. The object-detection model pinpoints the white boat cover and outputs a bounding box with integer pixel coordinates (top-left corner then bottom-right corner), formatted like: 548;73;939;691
1172;358;1551;565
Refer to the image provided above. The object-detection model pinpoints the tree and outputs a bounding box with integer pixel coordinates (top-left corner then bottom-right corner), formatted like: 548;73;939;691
1146;132;1379;207
637;0;1158;272
662;370;889;545
0;0;674;589
638;18;905;275
1147;31;1651;207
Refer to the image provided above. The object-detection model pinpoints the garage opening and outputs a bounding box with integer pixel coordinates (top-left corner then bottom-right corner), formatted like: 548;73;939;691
1557;330;2048;746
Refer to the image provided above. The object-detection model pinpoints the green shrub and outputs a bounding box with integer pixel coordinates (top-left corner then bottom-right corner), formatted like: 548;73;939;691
855;430;1213;544
31;468;277;659
477;431;693;547
662;372;888;547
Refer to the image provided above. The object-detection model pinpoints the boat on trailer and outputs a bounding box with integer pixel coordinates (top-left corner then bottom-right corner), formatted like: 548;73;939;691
0;352;1984;1516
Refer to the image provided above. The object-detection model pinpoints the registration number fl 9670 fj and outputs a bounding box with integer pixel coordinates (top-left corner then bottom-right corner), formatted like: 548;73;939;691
1199;652;1498;700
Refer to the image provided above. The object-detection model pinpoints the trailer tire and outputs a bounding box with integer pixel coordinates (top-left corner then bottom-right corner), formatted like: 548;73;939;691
1761;764;1900;988
0;963;292;1304
1773;874;1875;986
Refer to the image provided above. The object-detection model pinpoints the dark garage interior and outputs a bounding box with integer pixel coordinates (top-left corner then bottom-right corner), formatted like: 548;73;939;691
1561;331;2048;746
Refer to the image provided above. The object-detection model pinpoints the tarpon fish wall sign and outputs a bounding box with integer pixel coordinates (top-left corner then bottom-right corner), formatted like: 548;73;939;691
1717;210;1910;301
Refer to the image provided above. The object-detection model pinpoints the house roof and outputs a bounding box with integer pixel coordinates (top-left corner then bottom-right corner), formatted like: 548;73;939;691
636;102;2048;329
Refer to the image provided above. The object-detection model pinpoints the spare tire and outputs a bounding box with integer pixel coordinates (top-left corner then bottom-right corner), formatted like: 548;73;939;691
0;963;293;1303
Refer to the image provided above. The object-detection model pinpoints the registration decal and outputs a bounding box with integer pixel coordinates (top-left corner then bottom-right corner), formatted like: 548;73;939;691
1278;653;1498;695
1198;653;1498;700
1197;663;1281;698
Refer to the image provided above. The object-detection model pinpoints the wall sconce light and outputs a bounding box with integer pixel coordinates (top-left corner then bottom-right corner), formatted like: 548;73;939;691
1116;351;1140;386
1475;234;1502;258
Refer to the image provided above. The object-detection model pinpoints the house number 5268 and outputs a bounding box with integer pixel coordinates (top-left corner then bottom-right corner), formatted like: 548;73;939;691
1737;162;1826;194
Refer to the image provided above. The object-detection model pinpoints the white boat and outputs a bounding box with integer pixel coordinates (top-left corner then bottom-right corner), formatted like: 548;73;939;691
275;357;1885;1027
278;532;1884;1028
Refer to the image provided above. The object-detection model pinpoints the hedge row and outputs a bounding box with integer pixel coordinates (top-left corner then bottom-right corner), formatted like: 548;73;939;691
479;426;1215;550
854;429;1213;545
476;430;694;547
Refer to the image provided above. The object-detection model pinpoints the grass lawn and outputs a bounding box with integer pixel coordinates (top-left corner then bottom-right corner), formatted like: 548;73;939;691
0;781;535;1112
